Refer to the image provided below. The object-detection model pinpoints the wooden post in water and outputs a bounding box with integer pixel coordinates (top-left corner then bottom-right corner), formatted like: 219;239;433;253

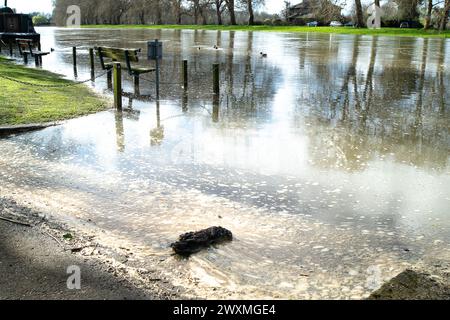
72;47;78;78
113;62;122;110
9;41;13;56
89;48;95;80
213;63;220;95
155;54;160;100
182;60;188;89
72;46;77;67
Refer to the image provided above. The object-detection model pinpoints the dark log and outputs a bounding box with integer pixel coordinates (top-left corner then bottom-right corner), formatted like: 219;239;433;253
171;226;233;257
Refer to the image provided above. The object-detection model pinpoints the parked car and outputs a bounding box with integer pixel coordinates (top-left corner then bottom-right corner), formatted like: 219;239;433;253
330;21;343;27
307;21;319;27
400;21;424;28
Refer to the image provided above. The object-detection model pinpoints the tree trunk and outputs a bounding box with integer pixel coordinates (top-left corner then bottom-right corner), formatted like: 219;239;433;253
440;0;450;31
199;6;208;25
194;0;199;25
355;0;364;27
173;0;182;24
156;0;162;25
226;0;237;25
424;0;433;30
216;0;223;25
374;0;380;7
247;0;254;25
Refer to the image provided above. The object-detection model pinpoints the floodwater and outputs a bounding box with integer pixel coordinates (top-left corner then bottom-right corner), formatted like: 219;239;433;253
1;27;450;299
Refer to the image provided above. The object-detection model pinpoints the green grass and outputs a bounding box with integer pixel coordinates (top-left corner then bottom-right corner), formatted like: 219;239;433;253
82;24;450;38
0;56;108;126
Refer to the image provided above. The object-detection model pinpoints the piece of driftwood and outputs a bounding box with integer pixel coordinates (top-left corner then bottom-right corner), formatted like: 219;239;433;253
171;226;233;257
0;216;32;227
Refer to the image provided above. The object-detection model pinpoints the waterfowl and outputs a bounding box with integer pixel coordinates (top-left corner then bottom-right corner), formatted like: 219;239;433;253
213;45;219;50
260;52;267;58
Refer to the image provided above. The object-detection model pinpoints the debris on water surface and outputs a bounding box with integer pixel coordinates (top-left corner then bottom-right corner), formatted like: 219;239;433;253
171;226;233;257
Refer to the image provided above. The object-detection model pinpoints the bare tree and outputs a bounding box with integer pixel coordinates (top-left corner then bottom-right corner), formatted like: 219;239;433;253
282;1;292;21
214;0;226;24
225;0;237;25
354;0;364;27
440;0;450;30
242;0;265;25
172;0;184;24
247;0;255;25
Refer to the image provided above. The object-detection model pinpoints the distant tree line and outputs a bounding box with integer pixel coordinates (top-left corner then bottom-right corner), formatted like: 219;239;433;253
352;0;449;30
29;12;52;26
52;0;267;26
52;0;449;30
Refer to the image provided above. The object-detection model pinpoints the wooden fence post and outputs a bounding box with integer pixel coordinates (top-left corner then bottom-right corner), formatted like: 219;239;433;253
182;60;188;89
72;46;78;77
113;62;122;110
89;48;95;80
72;46;77;68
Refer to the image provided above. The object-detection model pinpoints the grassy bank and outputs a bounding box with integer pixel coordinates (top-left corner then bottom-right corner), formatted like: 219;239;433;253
0;57;107;126
82;24;450;38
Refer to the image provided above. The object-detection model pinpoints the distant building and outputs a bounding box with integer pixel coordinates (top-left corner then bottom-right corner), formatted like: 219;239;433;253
287;0;342;25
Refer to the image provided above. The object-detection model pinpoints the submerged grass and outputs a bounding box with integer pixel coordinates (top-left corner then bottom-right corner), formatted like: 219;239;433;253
0;56;108;126
82;25;450;38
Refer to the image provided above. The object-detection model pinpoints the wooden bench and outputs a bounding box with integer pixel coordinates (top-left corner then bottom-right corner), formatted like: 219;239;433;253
16;38;49;66
95;46;156;93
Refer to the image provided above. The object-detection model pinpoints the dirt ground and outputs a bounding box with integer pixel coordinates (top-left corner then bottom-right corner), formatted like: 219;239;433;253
0;197;181;300
0;220;154;300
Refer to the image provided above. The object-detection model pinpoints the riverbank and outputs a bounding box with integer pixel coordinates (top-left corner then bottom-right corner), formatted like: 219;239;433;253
0;197;180;300
82;25;450;38
0;56;108;126
2;194;449;300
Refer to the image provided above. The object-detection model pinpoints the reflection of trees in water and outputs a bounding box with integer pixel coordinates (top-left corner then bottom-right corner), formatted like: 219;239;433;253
218;31;281;125
165;30;282;126
301;36;450;172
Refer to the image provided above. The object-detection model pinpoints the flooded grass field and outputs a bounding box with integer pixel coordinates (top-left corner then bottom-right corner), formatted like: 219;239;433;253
1;27;449;299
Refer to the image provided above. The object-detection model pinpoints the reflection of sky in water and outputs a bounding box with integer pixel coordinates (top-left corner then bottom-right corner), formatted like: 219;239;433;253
1;28;450;299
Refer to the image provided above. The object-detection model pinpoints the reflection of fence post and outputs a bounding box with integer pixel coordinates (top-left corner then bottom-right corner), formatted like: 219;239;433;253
89;48;95;80
212;63;220;122
212;94;220;123
182;91;188;112
213;63;220;95
182;60;188;89
113;62;122;110
134;76;140;96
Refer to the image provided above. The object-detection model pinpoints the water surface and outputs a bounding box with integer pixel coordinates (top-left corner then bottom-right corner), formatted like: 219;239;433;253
1;27;449;299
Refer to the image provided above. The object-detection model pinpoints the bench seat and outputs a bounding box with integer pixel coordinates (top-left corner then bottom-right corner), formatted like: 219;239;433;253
104;62;155;75
16;38;50;66
32;51;50;56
